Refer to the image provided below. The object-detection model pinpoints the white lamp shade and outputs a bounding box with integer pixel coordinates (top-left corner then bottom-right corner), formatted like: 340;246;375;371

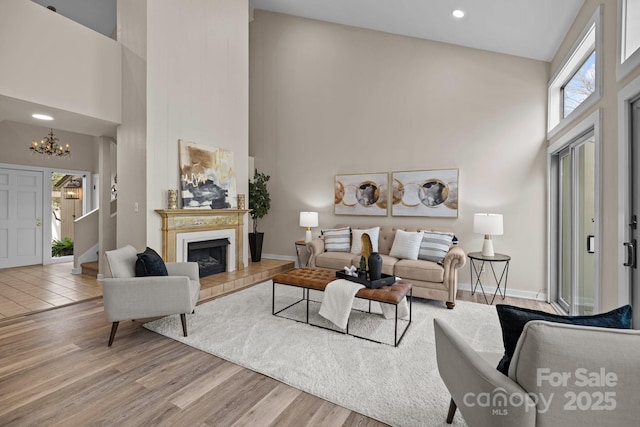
473;213;503;236
299;211;319;228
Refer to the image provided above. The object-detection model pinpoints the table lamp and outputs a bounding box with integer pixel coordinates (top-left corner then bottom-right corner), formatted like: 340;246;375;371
473;213;503;257
299;211;318;243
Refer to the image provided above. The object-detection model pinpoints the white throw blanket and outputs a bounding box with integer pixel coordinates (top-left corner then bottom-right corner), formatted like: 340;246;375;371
319;279;364;329
379;298;410;320
319;279;411;329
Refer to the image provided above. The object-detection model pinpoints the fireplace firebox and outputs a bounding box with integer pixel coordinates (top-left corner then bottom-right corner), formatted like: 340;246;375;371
187;238;230;277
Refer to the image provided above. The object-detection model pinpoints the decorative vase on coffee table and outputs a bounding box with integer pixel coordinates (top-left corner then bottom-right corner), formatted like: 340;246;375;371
368;252;382;281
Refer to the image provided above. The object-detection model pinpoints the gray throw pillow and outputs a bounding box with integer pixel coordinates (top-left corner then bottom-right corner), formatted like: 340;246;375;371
418;230;454;263
322;227;351;252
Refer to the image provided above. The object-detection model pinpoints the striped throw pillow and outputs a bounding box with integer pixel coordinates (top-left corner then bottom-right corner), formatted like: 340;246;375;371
322;227;351;252
418;231;454;263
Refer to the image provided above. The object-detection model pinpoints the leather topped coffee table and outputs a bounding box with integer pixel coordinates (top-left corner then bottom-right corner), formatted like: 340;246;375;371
272;267;412;346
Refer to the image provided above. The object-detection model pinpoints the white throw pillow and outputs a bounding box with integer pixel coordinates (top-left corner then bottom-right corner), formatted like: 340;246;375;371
389;230;424;260
322;227;351;252
105;245;138;278
350;227;380;255
418;230;454;263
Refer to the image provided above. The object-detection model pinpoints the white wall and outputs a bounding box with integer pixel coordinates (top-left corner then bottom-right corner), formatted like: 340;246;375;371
250;11;549;297
0;0;121;124
145;0;250;263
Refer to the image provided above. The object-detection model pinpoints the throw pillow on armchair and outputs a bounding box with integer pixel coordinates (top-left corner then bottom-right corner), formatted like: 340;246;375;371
495;304;632;375
135;247;169;277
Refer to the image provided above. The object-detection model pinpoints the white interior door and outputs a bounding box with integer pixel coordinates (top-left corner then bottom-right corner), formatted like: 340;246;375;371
0;168;43;268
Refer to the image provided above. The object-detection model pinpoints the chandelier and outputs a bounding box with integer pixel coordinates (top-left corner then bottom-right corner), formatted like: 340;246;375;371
30;129;71;158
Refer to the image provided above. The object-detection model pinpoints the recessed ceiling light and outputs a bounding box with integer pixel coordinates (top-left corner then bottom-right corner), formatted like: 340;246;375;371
32;113;54;121
452;9;465;18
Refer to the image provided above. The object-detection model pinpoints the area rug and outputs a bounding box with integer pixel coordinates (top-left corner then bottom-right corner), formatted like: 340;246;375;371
144;281;504;426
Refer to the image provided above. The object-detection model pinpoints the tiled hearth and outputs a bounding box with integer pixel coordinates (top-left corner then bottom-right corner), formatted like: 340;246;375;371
198;258;293;302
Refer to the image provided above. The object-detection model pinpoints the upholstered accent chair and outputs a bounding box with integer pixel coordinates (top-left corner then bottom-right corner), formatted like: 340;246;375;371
434;318;640;426
102;245;201;346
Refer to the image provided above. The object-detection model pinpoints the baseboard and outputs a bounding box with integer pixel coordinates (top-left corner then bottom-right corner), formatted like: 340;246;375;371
457;281;548;302
71;267;82;275
97;274;104;282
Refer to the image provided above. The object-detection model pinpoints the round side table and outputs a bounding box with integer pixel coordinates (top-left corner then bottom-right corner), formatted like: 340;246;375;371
467;252;511;305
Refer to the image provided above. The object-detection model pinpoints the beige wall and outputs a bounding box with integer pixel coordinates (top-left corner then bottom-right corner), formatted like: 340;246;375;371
0;0;120;125
0;121;97;173
250;11;549;297
549;0;640;311
116;0;148;251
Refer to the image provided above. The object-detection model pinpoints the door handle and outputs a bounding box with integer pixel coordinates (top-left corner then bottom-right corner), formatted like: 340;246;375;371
624;240;636;268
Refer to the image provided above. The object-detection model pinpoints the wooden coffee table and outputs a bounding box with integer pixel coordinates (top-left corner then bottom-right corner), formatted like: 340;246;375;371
272;268;412;347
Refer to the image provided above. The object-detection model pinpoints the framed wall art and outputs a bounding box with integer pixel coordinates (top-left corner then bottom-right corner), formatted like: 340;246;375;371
179;140;237;209
391;169;458;217
334;172;388;216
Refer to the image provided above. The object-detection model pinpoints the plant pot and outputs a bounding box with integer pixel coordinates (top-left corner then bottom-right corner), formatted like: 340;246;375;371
249;232;264;262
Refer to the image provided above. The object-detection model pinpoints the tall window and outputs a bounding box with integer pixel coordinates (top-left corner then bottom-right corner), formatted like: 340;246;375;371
548;7;601;137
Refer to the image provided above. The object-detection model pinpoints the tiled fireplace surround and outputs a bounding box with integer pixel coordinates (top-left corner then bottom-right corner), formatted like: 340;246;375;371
155;209;293;302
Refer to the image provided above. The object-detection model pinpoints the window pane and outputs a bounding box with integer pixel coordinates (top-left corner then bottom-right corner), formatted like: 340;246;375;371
576;137;596;315
563;51;596;118
560;153;571;309
623;0;640;60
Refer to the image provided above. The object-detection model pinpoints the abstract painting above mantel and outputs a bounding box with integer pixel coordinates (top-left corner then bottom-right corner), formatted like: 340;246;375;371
334;172;388;216
179;140;237;209
391;169;458;217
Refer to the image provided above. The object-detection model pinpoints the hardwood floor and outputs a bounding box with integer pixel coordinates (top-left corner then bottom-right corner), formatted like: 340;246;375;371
457;289;556;313
0;263;553;426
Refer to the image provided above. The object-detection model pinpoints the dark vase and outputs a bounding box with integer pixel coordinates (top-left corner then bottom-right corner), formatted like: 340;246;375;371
368;252;382;281
249;232;264;262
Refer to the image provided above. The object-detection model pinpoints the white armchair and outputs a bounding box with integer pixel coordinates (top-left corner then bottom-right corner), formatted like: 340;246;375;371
103;245;201;346
434;318;640;426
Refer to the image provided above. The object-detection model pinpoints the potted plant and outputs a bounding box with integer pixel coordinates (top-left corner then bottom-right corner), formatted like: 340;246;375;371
52;237;74;257
248;169;271;262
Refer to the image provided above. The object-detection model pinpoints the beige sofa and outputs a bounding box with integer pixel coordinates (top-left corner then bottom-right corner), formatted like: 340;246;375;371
307;225;466;308
434;318;640;426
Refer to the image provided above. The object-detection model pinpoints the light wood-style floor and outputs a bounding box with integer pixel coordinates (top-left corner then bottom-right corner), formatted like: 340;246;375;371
0;262;554;426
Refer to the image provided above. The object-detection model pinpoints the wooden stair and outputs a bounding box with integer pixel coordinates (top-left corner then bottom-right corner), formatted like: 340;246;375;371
81;261;99;278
